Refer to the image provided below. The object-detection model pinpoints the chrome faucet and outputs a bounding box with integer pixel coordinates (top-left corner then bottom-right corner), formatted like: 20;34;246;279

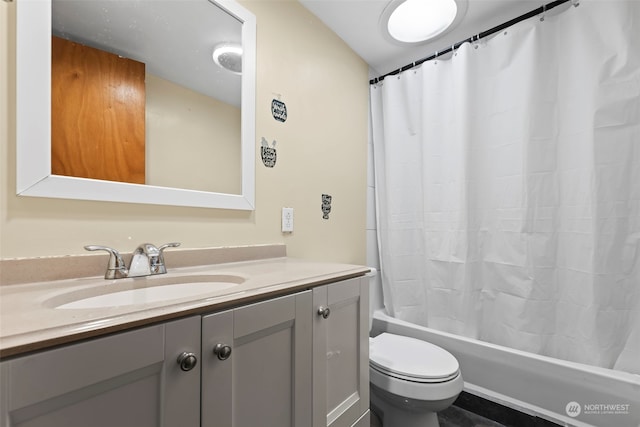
129;242;180;277
85;242;181;279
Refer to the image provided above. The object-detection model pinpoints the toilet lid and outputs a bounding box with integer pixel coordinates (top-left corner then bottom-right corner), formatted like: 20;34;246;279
370;333;459;382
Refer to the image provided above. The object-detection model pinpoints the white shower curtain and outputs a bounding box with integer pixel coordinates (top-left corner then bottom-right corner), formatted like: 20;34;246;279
370;0;640;374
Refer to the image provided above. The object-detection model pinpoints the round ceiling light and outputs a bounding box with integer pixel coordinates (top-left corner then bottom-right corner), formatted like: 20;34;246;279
212;44;243;75
381;0;466;44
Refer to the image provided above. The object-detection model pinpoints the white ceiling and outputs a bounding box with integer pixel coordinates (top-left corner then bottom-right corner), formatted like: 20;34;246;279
53;0;554;101
298;0;548;79
52;0;242;107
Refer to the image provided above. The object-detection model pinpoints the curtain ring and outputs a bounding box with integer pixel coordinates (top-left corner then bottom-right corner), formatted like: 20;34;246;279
540;3;546;21
571;0;580;6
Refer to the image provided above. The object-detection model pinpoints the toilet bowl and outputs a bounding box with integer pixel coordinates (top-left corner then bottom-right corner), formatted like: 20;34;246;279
366;270;462;427
369;333;463;427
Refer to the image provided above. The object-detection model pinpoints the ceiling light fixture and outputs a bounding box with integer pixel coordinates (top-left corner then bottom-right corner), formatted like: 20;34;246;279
381;0;467;45
212;44;243;75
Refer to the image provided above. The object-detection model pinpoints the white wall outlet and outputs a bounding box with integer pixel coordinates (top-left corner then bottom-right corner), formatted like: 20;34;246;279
282;207;294;233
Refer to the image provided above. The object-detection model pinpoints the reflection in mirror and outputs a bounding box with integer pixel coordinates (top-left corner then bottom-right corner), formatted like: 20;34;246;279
52;0;242;194
16;0;256;210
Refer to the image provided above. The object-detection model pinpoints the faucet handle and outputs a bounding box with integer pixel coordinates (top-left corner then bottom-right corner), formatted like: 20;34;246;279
84;245;128;280
154;242;181;274
159;242;181;252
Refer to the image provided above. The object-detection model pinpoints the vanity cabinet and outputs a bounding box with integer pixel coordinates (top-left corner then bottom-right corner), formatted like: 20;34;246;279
0;276;369;427
201;291;313;427
0;316;201;427
313;276;370;427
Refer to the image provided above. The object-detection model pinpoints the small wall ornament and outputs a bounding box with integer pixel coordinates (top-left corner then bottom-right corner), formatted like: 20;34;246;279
260;137;277;168
321;194;332;219
271;99;287;122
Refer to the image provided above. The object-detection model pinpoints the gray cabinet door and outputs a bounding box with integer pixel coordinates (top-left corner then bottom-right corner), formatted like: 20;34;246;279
201;291;313;427
313;277;369;427
0;316;201;427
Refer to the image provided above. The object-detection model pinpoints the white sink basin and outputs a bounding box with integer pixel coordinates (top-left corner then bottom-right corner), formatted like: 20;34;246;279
49;274;246;309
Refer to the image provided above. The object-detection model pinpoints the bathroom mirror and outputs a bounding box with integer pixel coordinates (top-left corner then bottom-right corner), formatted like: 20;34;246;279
16;0;256;210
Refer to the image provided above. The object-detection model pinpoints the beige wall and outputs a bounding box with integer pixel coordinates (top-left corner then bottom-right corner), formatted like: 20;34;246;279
0;0;369;265
146;74;242;194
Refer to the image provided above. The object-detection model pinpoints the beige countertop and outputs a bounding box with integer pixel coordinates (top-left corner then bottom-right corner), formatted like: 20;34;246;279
0;250;369;358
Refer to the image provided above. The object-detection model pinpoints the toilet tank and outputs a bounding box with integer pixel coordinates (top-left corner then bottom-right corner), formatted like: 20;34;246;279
365;268;378;332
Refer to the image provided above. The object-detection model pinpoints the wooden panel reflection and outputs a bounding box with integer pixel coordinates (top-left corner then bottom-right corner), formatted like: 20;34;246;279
51;36;146;184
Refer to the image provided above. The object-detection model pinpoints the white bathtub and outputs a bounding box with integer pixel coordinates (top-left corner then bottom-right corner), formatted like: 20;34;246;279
371;309;640;427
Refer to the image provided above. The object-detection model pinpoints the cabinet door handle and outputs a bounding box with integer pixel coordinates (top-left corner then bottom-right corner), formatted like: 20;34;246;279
213;343;232;360
177;352;198;371
317;306;331;319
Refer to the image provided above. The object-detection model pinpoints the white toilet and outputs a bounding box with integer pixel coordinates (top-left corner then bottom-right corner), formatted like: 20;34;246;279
367;271;463;427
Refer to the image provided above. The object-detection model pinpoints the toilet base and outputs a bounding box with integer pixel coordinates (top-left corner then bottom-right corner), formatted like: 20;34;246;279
370;383;458;427
372;403;439;427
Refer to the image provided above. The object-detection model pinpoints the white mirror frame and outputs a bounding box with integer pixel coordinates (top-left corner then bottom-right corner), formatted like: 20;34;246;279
16;0;256;210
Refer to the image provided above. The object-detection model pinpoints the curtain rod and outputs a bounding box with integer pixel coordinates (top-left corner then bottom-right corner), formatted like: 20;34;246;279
370;0;574;85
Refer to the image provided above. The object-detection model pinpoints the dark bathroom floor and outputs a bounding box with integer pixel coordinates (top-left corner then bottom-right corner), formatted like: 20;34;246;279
370;392;562;427
369;405;503;427
437;405;507;427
